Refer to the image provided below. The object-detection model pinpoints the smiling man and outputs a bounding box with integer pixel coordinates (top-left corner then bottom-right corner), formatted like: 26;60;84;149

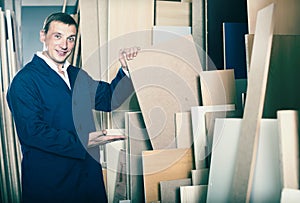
6;12;139;203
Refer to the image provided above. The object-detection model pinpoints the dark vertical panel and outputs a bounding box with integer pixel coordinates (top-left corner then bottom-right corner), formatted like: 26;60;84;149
206;0;248;70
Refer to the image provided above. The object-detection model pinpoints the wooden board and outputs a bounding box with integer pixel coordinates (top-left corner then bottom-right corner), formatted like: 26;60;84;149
106;140;125;203
200;69;236;106
175;112;193;149
281;188;300;203
230;4;275;202
206;118;281;203
191;104;235;169
155;1;191;26
127;49;200;149
142;148;194;203
191;169;209;186
277;110;299;189
180;185;207;203
152;25;191;45
247;0;300;34
125;112;152;202
79;0;101;80
160;178;191;203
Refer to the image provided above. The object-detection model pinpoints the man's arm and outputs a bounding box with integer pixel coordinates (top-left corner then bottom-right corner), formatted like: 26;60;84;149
7;76;87;159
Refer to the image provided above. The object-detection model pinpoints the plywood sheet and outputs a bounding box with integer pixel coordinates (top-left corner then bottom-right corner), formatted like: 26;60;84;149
160;178;191;203
175;112;193;149
247;0;300;34
127;48;200;149
125;112;152;202
108;0;154;41
191;104;235;169
191;169;209;186
152;25;191;45
200;69;236;106
142;148;194;203
281;188;300;203
180;185;207;203
277;110;299;189
230;4;275;202
206;118;281;203
79;0;101;80
155;1;191;26
106;140;125;203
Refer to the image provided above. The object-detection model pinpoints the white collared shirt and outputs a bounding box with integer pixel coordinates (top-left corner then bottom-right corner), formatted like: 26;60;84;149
36;51;71;89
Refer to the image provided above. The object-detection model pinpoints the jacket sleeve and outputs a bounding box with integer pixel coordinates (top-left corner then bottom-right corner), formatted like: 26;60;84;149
6;75;86;159
93;68;135;112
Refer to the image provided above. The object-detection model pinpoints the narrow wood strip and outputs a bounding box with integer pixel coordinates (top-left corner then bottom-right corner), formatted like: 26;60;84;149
230;4;275;202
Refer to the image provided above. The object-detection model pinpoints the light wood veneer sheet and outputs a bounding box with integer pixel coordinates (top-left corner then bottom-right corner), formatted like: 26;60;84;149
127;36;202;149
230;3;275;202
142;148;194;203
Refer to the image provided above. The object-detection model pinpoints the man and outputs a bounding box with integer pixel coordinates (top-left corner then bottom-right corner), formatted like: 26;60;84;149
6;12;139;202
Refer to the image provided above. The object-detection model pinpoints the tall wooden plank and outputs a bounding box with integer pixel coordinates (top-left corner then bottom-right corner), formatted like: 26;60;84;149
125;112;152;203
0;10;21;203
192;0;205;67
79;0;101;79
277;110;299;189
247;0;300;34
175;112;193;149
230;4;275;202
142;148;194;203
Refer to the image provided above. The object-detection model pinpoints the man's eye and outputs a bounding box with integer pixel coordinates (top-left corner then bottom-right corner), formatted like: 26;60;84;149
68;37;76;42
54;34;61;39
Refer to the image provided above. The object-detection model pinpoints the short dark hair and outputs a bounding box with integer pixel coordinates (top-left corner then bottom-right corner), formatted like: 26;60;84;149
43;12;78;33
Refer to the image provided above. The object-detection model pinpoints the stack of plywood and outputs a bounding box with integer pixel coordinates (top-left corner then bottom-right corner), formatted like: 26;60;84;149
0;9;22;203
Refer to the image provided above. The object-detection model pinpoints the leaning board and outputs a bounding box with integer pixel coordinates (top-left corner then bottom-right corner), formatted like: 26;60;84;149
230;4;275;202
128;49;200;149
142;148;194;203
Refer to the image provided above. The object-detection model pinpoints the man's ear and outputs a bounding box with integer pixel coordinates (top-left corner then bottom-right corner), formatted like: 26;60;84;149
40;30;46;43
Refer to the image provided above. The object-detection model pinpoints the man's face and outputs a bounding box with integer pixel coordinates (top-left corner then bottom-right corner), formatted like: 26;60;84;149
40;21;77;66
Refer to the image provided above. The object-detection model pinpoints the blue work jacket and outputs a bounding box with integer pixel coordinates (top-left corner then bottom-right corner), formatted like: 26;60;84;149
6;55;133;203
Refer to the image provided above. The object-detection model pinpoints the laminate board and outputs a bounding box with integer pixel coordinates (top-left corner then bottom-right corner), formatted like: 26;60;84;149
230;4;275;202
106;140;125;203
281;188;300;203
200;69;236;106
79;0;101;80
155;1;191;26
191;104;236;169
160;178;191;203
277;110;299;189
142;148;194;203
125;112;152;203
247;0;300;34
152;25;191;45
191;169;209;186
206;118;281;203
175;112;193;149
180;185;207;203
127;49;200;149
223;22;248;79
113;149;127;203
